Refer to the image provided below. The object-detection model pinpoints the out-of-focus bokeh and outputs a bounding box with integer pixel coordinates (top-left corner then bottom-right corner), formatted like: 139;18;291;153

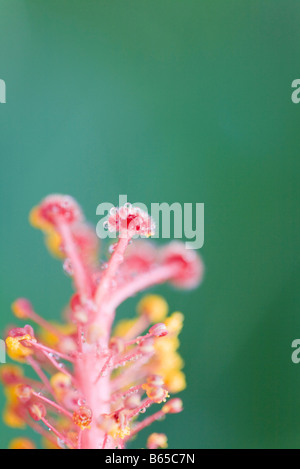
0;0;299;449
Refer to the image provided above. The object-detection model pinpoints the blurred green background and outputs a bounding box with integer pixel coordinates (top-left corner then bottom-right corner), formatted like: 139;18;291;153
0;0;300;449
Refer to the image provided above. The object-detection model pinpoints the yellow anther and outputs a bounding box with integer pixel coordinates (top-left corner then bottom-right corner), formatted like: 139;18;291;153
164;370;187;393
160;351;184;371
29;206;50;230
113;318;137;338
73;406;93;430
50;373;72;399
39;323;76;348
45;230;64;259
108;424;131;440
155;337;180;354
6;335;35;362
30;207;65;258
164;312;184;335
111;425;131;440
147;433;168;449
137;295;169;323
4;384;22;406
9;438;35;449
3;406;26;429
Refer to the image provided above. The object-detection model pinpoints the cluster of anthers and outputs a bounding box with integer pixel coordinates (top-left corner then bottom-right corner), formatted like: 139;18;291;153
1;195;204;449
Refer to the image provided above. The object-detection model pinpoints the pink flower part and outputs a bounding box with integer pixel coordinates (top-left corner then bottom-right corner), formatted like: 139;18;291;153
8;325;35;340
163;398;183;414
2;194;204;450
38;194;83;226
107;204;155;238
28;402;46;421
71;223;99;260
122;240;157;274
149;323;168;337
160;241;204;289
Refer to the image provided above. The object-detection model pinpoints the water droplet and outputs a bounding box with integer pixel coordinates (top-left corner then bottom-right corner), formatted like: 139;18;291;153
63;259;73;276
110;207;118;216
109;243;117;254
57;438;66;449
78;398;86;406
115;253;124;263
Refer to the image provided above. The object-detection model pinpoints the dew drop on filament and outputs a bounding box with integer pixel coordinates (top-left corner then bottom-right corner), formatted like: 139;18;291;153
63;259;73;276
57;438;66;449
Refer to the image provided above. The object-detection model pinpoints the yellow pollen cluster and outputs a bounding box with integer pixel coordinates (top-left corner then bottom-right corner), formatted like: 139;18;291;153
50;373;72;400
98;414;131;440
38;323;76;348
110;425;131;440
2;384;26;429
113;318;138;338
72;406;93;430
151;312;186;393
9;438;36;449
6;335;35;363
137;295;169;323
113;297;186;395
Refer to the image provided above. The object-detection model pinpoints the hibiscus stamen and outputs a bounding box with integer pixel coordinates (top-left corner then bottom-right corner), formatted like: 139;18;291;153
2;194;203;450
